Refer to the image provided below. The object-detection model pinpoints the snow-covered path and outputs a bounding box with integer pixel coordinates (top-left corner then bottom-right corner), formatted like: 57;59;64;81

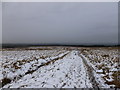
3;51;93;88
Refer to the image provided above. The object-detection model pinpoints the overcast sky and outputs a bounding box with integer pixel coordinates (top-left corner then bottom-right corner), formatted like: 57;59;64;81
2;2;118;45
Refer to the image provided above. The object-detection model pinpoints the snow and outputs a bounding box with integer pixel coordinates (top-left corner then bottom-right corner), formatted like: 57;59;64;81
96;69;103;73
1;50;68;80
1;48;119;88
3;51;92;88
80;54;110;88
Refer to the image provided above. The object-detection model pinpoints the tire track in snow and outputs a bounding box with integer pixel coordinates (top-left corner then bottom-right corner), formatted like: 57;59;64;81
78;51;101;89
66;51;92;88
3;50;92;88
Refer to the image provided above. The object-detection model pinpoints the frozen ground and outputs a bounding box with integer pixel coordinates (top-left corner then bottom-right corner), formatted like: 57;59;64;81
0;47;119;88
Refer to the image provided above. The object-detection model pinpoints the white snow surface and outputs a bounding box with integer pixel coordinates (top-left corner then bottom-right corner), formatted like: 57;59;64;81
3;51;92;88
81;54;111;88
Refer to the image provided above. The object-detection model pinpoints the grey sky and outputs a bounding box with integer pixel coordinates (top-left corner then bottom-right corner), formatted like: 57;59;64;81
2;2;118;45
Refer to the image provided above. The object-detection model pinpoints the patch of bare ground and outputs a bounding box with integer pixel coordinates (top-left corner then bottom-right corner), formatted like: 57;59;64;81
1;78;11;87
104;71;120;88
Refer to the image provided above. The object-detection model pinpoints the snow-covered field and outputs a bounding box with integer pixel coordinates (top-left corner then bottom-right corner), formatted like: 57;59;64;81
80;47;120;88
0;47;119;88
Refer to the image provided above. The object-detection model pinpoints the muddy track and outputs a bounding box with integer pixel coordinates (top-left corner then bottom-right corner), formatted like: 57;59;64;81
78;51;100;89
1;52;69;88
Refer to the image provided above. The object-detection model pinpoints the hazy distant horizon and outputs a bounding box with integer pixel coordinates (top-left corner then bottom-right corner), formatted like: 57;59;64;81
2;42;119;46
2;2;118;45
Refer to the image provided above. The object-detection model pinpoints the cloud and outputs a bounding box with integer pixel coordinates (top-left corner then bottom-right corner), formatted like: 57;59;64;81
2;2;118;45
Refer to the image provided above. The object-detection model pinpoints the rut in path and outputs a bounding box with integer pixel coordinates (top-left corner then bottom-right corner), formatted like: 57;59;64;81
78;51;102;89
1;52;69;88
